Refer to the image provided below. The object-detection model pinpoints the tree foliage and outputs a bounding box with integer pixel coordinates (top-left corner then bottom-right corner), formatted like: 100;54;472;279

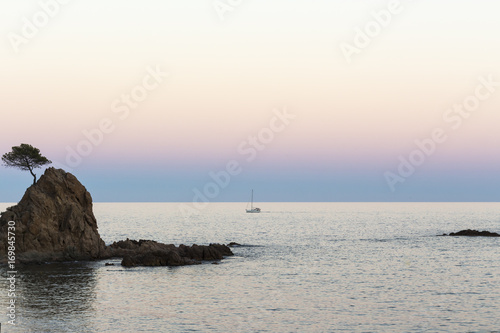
2;143;52;185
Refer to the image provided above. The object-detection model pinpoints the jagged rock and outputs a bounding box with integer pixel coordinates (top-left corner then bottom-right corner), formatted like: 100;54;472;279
442;229;500;237
209;243;234;257
121;255;135;267
0;168;108;263
109;239;176;257
110;240;233;267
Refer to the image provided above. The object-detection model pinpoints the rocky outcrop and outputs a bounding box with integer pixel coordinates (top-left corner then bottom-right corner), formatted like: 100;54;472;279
109;239;233;267
0;167;233;266
0;168;108;263
441;229;500;237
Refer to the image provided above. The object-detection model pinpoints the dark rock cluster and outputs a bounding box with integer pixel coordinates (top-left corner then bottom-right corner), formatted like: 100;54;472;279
441;229;500;237
109;239;233;267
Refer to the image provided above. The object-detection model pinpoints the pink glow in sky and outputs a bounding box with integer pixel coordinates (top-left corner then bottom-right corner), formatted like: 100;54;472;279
1;0;500;202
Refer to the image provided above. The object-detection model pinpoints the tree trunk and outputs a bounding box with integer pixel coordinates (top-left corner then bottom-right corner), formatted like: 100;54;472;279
28;167;37;185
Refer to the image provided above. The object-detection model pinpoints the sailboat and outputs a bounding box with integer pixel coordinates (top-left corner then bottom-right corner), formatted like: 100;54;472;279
246;189;261;213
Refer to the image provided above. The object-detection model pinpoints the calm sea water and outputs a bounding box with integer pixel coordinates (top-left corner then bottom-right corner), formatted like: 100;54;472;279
1;202;500;332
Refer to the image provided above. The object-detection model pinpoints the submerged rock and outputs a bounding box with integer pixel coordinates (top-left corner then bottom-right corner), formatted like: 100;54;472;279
0;168;108;263
441;229;500;237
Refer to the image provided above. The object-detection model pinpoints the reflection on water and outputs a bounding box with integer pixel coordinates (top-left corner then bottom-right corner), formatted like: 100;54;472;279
0;261;99;333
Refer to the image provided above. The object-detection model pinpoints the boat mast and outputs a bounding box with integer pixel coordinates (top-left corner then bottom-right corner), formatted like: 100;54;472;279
250;189;254;209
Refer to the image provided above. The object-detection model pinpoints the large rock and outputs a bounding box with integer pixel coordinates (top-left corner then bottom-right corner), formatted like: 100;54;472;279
0;168;108;263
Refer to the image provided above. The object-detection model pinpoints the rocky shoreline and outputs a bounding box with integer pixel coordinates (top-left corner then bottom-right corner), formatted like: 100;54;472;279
0;168;233;266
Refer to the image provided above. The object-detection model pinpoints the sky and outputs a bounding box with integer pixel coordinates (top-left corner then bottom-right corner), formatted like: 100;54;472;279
1;0;499;203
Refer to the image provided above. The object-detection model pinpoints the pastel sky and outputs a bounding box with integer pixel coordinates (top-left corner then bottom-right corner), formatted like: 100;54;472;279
1;0;499;202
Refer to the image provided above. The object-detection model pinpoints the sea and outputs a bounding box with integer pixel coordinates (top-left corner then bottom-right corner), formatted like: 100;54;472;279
1;202;499;332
